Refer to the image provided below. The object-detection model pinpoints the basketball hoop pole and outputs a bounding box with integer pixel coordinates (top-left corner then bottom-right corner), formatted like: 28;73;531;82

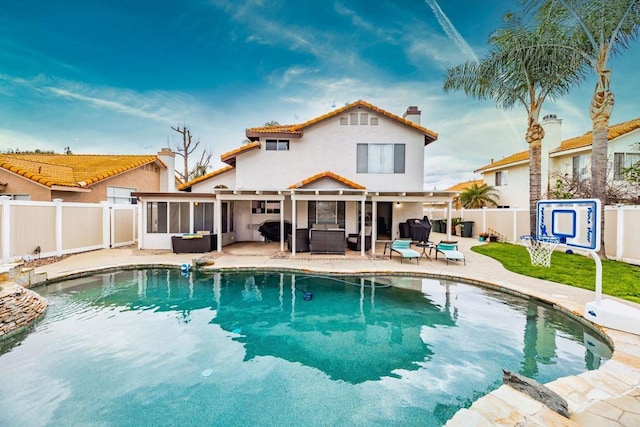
587;250;603;305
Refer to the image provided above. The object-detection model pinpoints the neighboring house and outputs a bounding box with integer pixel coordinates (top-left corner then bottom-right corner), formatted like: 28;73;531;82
474;115;640;208
445;179;485;209
136;100;458;252
0;149;175;202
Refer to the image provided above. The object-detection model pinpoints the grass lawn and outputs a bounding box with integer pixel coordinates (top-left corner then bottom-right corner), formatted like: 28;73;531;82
471;243;640;304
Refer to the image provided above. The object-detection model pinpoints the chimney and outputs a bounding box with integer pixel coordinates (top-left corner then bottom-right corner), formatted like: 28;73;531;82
540;114;562;198
403;106;421;125
157;148;176;192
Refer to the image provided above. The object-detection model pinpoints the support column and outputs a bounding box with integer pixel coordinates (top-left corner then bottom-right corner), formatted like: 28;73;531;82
280;200;285;252
291;197;297;256
215;198;222;252
360;198;365;257
371;201;378;255
616;204;624;261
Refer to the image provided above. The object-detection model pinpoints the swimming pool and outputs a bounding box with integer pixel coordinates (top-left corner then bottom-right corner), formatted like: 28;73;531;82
0;269;611;426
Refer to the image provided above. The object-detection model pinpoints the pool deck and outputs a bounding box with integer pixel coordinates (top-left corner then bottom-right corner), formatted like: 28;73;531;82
28;235;640;426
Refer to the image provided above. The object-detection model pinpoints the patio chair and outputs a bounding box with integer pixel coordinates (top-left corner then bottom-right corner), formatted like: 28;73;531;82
389;240;420;264
435;242;465;265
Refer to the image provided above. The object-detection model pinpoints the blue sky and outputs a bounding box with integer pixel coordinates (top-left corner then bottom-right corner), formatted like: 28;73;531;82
1;0;639;190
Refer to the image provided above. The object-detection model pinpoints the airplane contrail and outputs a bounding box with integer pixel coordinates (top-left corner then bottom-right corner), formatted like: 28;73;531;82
424;0;477;62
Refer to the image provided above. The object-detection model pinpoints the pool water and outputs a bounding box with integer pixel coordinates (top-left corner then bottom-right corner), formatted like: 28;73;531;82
0;269;611;426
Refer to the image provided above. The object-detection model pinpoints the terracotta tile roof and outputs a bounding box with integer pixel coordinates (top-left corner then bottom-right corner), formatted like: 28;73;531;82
474;151;529;173
220;141;260;165
288;171;366;190
551;117;640;154
246;100;438;144
178;165;234;190
445;179;484;192
0;153;163;188
475;117;640;172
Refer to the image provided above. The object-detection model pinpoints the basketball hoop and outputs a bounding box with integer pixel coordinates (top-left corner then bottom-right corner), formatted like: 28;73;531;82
520;235;560;267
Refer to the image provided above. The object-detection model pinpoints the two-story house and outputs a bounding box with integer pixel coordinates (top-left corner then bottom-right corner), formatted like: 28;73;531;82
0;149;175;202
474;115;640;208
135;100;457;254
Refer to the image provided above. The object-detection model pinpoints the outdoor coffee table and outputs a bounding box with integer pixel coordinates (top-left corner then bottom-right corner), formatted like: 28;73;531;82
414;242;436;260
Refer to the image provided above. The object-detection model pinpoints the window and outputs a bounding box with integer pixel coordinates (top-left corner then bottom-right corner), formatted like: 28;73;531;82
193;202;214;232
146;201;191;233
495;171;508;186
3;194;29;200
340;117;348;125
252;200;281;214
307;201;345;228
146;202;167;233
359;113;368;125
356;143;405;174
572;155;588;180
266;139;289;151
614;152;640;180
108;186;136;204
350;113;358;125
169;202;190;233
370;117;378;125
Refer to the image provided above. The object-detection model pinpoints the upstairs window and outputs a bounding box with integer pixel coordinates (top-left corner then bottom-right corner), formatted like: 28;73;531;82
495;171;508;186
340;117;348;125
359;113;368;125
266;139;289;151
356;143;405;174
349;113;359;125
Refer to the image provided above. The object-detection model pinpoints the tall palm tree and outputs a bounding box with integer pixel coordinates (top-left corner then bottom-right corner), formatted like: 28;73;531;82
460;183;500;208
524;0;640;255
444;13;585;234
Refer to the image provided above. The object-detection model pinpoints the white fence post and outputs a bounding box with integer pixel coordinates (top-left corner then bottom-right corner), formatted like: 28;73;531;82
616;204;624;261
53;198;63;256
513;209;518;243
101;201;111;249
1;196;11;264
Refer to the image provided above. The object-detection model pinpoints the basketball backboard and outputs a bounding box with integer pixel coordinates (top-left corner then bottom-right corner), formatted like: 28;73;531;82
536;199;601;251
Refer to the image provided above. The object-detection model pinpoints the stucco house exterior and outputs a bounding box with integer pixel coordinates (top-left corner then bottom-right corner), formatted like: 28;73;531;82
474;115;640;208
0;150;175;203
134;100;458;254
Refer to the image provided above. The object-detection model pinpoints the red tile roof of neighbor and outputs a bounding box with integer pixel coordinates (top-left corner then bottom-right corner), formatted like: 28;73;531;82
475;117;640;172
475;151;529;172
179;165;234;190
245;100;439;142
550;117;640;154
0;153;164;188
289;171;366;190
445;179;484;192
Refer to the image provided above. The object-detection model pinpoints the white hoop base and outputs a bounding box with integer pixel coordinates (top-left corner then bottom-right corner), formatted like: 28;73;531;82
520;235;560;267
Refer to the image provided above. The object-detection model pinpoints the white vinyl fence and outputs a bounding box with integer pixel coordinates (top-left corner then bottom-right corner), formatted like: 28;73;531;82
1;197;137;264
426;205;640;265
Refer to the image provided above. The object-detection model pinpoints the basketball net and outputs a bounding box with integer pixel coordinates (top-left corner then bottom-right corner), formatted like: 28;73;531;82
520;235;560;267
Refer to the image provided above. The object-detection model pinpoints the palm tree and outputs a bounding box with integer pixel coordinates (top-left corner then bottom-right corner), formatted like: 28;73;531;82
444;13;585;234
523;0;640;255
460;183;500;208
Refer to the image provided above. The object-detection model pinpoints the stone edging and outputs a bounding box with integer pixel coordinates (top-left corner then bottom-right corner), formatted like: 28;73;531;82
0;283;48;340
